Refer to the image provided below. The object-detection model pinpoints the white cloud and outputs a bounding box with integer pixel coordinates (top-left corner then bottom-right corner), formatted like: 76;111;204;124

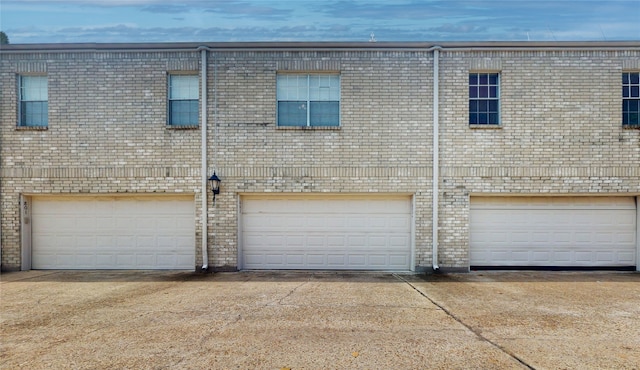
2;0;638;43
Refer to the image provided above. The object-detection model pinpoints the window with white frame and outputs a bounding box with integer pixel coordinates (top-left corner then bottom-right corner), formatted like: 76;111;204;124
469;73;500;125
623;72;639;126
277;74;340;127
168;74;199;126
19;75;48;127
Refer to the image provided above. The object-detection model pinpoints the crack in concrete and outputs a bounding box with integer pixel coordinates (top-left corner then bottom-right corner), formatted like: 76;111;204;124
393;273;536;370
276;280;309;305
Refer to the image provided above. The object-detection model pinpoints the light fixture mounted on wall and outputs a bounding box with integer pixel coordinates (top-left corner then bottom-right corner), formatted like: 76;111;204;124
208;172;221;204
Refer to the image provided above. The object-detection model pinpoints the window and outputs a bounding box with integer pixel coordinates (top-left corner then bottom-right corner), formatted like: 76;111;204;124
19;75;48;127
469;73;500;125
277;74;340;127
168;74;199;126
623;72;639;127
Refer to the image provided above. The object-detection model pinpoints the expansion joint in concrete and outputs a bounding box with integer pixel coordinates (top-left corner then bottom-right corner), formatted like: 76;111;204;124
393;274;536;370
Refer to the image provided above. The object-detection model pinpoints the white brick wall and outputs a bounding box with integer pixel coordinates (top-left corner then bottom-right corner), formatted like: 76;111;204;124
1;44;639;271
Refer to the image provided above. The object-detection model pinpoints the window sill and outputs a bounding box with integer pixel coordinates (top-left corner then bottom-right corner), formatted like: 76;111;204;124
276;126;341;131
166;125;199;130
469;124;502;129
16;125;48;131
622;124;640;130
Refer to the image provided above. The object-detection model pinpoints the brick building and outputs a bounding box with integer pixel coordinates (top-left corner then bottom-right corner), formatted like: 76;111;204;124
1;41;639;272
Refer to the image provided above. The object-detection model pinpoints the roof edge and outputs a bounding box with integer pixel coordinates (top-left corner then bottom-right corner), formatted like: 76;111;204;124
1;41;639;53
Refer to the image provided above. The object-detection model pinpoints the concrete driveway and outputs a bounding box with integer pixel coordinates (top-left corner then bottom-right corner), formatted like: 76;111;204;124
1;270;638;369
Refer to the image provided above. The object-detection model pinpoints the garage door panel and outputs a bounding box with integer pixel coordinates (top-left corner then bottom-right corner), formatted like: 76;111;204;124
116;236;135;248
595;232;614;243
245;234;265;245
32;196;195;270
96;236;114;247
368;255;387;266
96;216;115;230
243;253;263;266
137;236;155;248
531;251;551;262
471;197;637;267
45;216;74;231
306;236;325;247
242;195;412;270
347;235;367;247
116;218;136;232
96;254;116;267
617;232;636;243
265;254;284;265
470;250;487;263
77;236;96;246
532;232;551;243
327;217;347;228
369;217;388;228
555;251;574;263
388;216;410;229
553;232;572;244
136;218;156;230
327;254;346;266
76;216;96;229
283;216;305;228
595;252;614;263
286;254;304;265
490;251;511;262
116;254;135;268
156;236;174;247
156;255;176;269
347;217;367;228
307;254;325;265
389;254;410;266
489;232;509;243
389;235;410;248
574;232;592;243
264;235;284;246
134;254;153;266
348;255;366;266
619;252;635;264
368;235;386;248
285;235;305;246
306;216;326;228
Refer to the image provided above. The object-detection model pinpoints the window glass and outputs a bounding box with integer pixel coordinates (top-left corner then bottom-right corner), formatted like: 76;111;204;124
469;72;500;125
277;101;307;126
469;86;477;98
19;75;48;127
277;74;340;127
169;74;198;126
310;101;339;127
169;75;198;100
623;72;640;126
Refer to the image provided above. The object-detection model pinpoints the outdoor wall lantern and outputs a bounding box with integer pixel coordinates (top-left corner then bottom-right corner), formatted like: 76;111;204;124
208;172;221;204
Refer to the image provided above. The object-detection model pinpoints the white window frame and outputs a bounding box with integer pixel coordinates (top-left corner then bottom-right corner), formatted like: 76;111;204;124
19;75;48;127
168;74;199;126
622;72;640;127
276;73;341;127
469;72;500;126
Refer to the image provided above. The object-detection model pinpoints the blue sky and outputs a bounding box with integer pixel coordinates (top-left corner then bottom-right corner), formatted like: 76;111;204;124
1;0;639;44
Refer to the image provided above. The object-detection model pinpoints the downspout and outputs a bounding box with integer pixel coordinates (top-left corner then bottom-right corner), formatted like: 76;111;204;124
431;46;441;272
199;46;210;271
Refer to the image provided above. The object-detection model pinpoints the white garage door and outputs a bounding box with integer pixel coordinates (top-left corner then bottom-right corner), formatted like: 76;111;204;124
31;195;195;269
470;197;637;267
241;195;412;270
